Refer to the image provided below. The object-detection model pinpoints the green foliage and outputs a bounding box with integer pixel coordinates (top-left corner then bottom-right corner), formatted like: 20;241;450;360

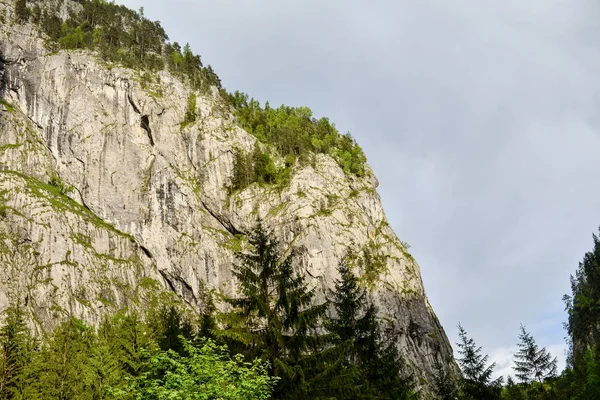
456;323;502;399
227;91;366;182
48;173;73;196
325;260;417;399
513;325;557;385
0;304;36;399
565;229;600;367
433;361;460;400
26;318;98;399
181;93;198;129
27;0;220;92
0;99;15;113
146;306;193;354
115;338;277;400
14;0;30;23
229;144;291;192
218;222;328;399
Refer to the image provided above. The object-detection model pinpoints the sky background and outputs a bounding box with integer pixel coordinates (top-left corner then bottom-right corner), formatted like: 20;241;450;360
118;0;600;380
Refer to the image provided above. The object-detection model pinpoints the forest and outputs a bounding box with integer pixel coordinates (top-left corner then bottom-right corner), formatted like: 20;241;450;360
2;222;600;399
5;1;600;399
0;223;416;399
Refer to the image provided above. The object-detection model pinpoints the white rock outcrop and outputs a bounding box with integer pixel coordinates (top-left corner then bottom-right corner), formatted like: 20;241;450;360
0;1;456;389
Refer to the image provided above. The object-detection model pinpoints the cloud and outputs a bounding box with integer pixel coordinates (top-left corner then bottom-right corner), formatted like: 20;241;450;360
117;0;600;374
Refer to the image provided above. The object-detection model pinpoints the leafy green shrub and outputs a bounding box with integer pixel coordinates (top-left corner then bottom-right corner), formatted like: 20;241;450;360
116;339;277;400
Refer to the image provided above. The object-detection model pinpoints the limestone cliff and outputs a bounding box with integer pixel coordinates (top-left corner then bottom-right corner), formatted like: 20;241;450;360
0;0;456;390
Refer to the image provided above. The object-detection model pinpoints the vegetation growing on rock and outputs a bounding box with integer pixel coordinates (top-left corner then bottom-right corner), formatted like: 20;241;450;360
16;0;367;191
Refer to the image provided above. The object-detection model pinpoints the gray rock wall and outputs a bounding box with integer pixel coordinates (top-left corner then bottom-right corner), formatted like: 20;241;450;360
0;1;457;392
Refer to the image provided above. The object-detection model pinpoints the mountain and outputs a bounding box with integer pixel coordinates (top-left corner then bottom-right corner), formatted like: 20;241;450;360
0;0;456;391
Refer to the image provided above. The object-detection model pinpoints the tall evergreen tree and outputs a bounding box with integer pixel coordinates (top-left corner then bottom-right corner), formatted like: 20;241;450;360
0;304;35;399
501;376;527;400
565;229;600;367
27;318;95;400
146;306;193;354
455;323;502;399
513;325;557;385
433;360;460;400
219;222;327;399
326;260;416;399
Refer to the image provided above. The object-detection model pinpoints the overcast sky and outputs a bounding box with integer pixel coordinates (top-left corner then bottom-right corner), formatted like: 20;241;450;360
118;0;600;379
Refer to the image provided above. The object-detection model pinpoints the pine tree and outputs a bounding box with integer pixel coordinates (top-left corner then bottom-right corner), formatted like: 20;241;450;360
0;304;35;399
513;325;557;385
146;306;193;354
565;229;600;367
433;360;460;400
219;222;327;399
502;376;527;400
456;323;502;399
28;318;95;399
99;311;154;378
326;260;416;399
323;260;371;398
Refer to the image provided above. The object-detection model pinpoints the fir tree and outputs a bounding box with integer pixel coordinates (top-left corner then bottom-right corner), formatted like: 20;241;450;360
501;376;526;400
433;360;460;400
456;323;502;399
147;306;193;354
326;260;416;399
513;325;557;385
219;222;327;399
565;229;600;367
0;304;35;399
28;318;95;399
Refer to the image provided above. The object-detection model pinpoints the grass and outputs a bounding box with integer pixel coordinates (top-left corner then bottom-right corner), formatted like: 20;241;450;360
0;99;15;112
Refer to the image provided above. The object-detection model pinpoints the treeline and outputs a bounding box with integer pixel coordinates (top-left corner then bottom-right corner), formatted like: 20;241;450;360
15;0;220;93
0;223;417;399
438;227;600;400
13;0;368;189
227;92;367;191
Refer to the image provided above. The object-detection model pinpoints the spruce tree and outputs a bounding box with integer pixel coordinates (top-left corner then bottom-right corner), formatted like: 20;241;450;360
565;229;600;367
513;325;557;385
28;318;95;399
433;360;460;400
326;260;416;399
219;222;327;399
0;304;35;399
146;306;193;354
502;376;527;400
456;323;502;399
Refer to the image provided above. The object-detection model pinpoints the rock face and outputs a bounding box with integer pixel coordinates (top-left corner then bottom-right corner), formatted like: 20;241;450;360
0;0;456;391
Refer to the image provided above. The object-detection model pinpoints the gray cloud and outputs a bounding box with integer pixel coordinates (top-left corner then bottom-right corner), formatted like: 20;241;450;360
119;0;600;378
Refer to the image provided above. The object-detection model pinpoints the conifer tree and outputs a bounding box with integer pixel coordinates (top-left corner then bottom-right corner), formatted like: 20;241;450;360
99;311;154;378
219;222;327;399
146;306;193;354
502;376;527;400
28;318;95;399
456;323;502;399
0;304;35;399
565;229;600;367
326;260;416;399
513;325;557;385
433;360;460;400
